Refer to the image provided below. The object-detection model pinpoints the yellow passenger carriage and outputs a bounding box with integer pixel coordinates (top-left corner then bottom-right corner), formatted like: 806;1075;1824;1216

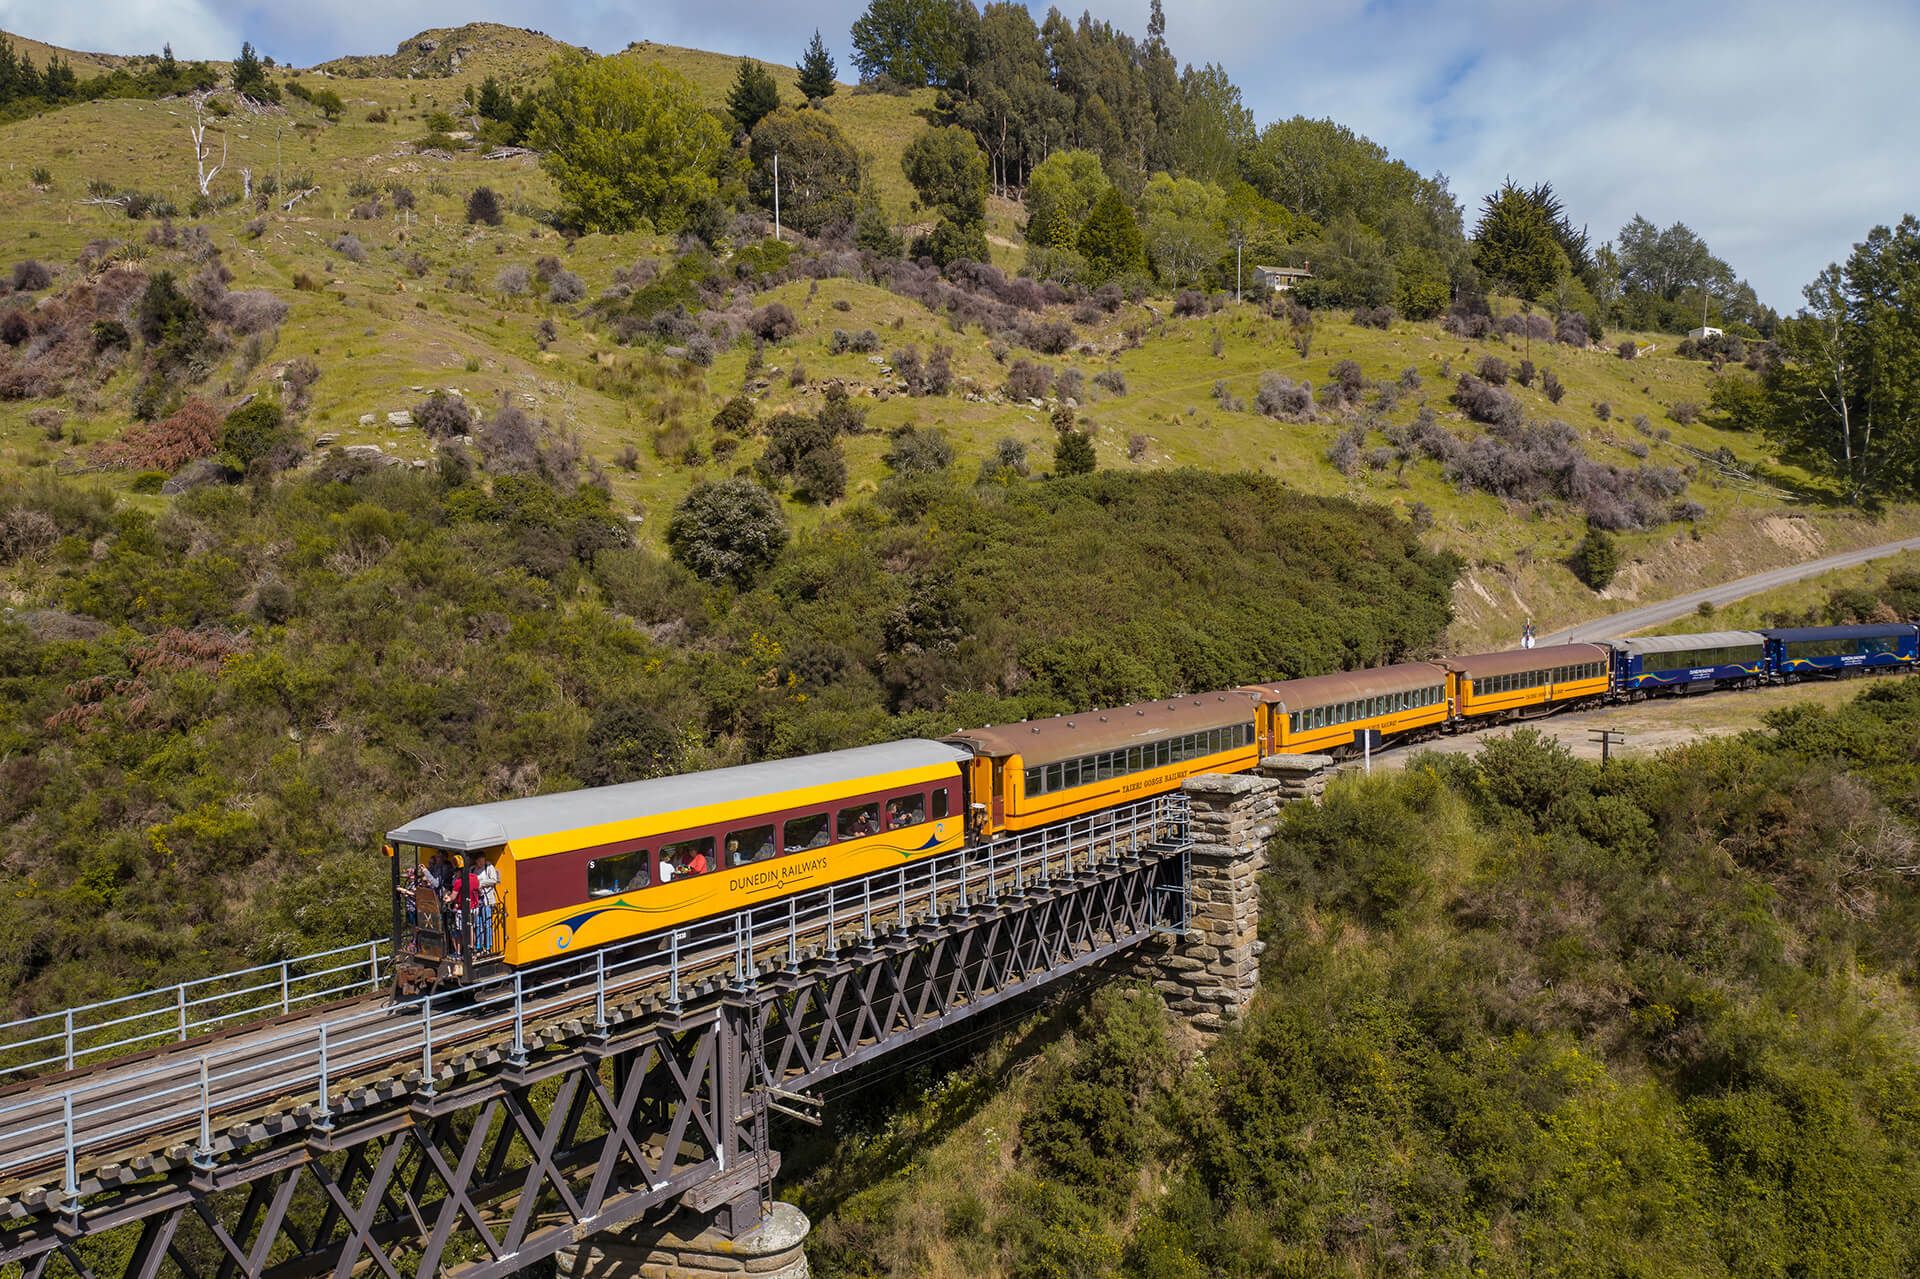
1440;643;1612;722
1243;663;1451;758
387;740;969;991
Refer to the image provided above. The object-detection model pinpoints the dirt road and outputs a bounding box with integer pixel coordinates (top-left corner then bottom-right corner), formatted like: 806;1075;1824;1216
1365;677;1875;772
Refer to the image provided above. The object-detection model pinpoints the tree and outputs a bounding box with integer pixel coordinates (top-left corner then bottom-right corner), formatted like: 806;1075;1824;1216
230;41;268;99
311;88;343;121
1474;181;1565;307
1172;62;1253;185
797;30;837;102
532;54;728;234
476;75;512;121
666;477;789;586
902;125;987;266
748;107;860;235
1140;172;1225;289
1575;527;1618;591
727;58;780;134
1078;187;1148;284
1024;149;1109;249
850;0;973;87
1054;420;1096;475
1764;216;1920;501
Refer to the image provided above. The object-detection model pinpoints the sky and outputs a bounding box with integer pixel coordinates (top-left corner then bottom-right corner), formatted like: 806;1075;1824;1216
4;0;1916;310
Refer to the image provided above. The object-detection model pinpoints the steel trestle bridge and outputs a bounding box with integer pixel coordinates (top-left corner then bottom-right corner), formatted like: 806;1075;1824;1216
0;794;1191;1279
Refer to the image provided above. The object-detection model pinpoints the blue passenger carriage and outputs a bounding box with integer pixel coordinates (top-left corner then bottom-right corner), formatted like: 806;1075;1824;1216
1762;624;1919;678
1608;630;1767;697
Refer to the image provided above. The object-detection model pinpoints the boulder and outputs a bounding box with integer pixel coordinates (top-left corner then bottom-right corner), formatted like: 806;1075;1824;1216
386;410;413;427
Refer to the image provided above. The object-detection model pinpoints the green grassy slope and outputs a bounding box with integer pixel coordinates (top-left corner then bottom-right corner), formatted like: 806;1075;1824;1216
1;21;1910;647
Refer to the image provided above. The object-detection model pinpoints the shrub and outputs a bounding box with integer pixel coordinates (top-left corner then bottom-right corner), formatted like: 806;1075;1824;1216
1476;355;1509;385
1453;375;1522;428
829;327;879;355
1256;374;1314;421
1020;317;1075;355
546;270;586;304
1575;526;1619;590
10;260;53;292
1542;370;1565;403
1093;369;1127;396
977;436;1030;483
793;442;848;503
413;392;474;439
218;397;290;474
1054;366;1084;402
1326;424;1365;475
1398;367;1421;391
1516;359;1536;388
1005;359;1050;401
466;186;503;226
494;265;530;296
1212;379;1245;413
616;442;639;471
1594;400;1612;421
219;290;288;335
713;395;756;436
0;309;29;347
1351;305;1393;329
883;425;954;478
390;186;415;211
1557;311;1590;346
1616;339;1638;360
750;302;798;342
1127;432;1148;460
330;233;366;263
666;477;789;586
1670;400;1700;426
1173;289;1207;318
91;397;223;470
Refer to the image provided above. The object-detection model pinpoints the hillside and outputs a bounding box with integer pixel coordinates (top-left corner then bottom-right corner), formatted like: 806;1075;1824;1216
0;19;1911;655
792;691;1920;1277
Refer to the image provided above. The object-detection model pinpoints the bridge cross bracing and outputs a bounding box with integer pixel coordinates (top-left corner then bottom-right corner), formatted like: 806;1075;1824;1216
0;793;1192;1279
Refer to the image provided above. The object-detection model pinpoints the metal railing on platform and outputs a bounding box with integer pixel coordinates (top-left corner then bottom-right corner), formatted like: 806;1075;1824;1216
0;792;1188;1202
0;941;391;1083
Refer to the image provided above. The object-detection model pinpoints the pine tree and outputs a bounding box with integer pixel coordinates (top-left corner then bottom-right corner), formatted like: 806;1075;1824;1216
231;41;267;99
797;30;837;103
1078;188;1148;284
727;59;780;135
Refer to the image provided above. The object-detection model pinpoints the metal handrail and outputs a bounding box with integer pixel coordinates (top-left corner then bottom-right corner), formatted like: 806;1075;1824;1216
0;939;389;1082
0;794;1189;1199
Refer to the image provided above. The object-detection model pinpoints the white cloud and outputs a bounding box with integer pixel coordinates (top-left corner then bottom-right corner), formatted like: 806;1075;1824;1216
0;0;239;59
6;0;1916;307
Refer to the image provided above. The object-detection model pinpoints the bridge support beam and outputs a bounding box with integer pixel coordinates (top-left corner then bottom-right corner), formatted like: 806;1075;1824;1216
557;1201;811;1279
1149;773;1285;1031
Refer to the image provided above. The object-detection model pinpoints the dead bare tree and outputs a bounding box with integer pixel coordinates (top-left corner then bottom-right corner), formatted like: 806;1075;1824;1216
189;94;228;198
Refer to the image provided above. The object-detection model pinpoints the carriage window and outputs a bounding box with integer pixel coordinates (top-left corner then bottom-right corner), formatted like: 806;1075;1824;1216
1024;767;1044;794
785;813;830;853
887;793;926;828
838;803;881;840
725;825;776;868
933;787;951;819
1046;763;1064;791
588;848;650;897
661;836;713;879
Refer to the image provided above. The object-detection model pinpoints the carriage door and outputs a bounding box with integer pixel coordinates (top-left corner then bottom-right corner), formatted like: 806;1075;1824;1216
991;759;1007;827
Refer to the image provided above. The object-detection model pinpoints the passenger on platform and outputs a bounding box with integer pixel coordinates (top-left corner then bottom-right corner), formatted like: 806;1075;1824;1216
473;854;500;955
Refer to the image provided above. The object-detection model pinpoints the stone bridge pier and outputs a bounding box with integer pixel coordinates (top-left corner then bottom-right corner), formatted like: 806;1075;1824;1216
1147;755;1334;1030
558;1202;811;1279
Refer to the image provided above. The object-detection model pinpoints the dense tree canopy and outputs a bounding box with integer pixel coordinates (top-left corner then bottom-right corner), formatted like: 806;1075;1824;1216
748;107;861;235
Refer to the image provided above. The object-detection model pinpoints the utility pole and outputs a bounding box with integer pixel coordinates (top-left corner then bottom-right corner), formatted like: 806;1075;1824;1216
773;150;780;242
1235;236;1243;303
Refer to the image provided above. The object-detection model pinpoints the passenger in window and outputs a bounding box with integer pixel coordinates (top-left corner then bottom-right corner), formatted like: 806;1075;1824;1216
677;845;710;877
887;796;926;828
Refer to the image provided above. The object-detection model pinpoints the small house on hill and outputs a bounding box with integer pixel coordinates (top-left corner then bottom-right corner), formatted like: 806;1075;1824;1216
1688;325;1724;341
1253;264;1312;293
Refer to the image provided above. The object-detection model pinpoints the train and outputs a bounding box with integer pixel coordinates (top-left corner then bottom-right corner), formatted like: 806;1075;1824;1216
385;621;1918;992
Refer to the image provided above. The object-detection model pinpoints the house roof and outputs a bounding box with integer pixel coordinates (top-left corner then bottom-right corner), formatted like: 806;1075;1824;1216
1241;662;1449;709
1436;644;1612;679
944;690;1260;766
1254;264;1311;276
389;740;971;851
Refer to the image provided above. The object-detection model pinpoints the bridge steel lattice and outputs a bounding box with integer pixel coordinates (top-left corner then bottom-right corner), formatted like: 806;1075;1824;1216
0;793;1190;1279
